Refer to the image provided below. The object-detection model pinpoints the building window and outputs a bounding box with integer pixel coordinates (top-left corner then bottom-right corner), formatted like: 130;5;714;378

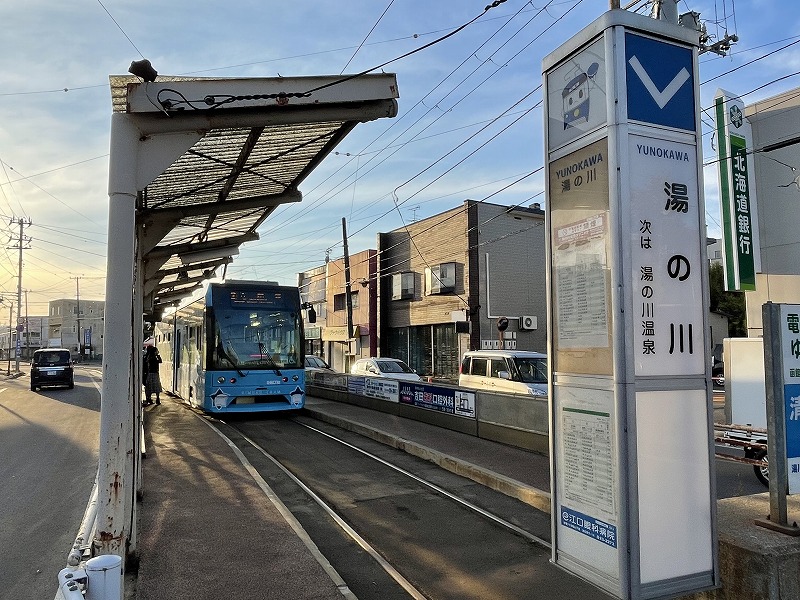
334;293;346;311
334;292;358;311
425;262;456;295
387;323;459;380
433;324;458;377
391;272;415;300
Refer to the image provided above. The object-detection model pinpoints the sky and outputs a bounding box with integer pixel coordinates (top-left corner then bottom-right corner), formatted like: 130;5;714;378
0;0;797;317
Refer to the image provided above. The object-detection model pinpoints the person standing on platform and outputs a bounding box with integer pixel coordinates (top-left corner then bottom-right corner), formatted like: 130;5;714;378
143;345;163;406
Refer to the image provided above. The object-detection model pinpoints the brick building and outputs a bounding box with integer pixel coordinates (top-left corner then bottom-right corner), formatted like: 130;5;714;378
378;200;547;380
300;200;547;381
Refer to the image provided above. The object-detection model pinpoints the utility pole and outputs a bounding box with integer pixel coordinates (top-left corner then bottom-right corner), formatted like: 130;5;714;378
24;290;30;358
9;217;30;373
6;300;12;376
341;218;354;344
75;276;81;362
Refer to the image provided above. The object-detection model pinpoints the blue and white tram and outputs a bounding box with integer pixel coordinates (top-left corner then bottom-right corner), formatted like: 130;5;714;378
155;280;314;414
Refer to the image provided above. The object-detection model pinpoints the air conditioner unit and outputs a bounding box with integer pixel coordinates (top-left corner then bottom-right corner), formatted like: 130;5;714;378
519;315;537;331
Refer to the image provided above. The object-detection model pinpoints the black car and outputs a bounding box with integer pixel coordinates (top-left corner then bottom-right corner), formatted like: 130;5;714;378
31;348;74;391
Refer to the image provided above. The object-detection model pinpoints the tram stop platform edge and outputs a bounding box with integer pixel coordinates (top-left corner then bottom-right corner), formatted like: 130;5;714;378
132;394;800;600
132;398;348;600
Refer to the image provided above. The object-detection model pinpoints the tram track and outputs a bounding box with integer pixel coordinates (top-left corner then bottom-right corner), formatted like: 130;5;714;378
288;419;550;549
201;413;609;600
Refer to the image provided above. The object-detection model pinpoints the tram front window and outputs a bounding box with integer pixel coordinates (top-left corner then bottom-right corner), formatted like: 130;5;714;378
212;309;300;370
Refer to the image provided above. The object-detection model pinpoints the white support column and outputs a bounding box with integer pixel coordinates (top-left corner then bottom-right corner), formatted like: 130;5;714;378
95;113;140;569
129;247;144;560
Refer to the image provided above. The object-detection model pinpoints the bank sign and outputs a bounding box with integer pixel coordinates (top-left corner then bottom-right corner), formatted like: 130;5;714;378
714;89;758;291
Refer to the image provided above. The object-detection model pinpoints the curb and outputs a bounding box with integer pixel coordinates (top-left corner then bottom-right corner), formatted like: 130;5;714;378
302;407;551;514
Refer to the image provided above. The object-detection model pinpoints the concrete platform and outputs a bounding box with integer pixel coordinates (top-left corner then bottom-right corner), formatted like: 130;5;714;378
131;395;800;600
131;398;349;600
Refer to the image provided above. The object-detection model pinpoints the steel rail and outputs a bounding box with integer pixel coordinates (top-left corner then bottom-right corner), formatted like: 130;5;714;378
231;426;428;600
292;419;551;550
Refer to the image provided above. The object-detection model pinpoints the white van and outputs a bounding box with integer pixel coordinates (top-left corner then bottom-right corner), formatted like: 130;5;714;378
458;350;548;396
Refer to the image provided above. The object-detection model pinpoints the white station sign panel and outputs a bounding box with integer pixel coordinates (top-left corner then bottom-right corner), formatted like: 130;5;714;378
547;37;607;151
629;134;705;376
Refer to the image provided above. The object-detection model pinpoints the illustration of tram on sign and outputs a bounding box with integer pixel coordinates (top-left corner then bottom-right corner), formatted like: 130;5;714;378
562;62;599;130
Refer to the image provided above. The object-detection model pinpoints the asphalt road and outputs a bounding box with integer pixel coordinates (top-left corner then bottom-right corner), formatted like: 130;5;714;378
0;367;101;600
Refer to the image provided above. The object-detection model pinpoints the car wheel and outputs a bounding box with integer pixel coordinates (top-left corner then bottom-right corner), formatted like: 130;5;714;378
753;449;769;487
30;383;36;391
68;380;74;389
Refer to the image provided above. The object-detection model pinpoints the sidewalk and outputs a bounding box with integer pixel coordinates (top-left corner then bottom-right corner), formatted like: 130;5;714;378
133;398;347;600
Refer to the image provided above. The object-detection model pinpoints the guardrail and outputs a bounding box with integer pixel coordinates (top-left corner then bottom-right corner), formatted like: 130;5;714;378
306;371;549;453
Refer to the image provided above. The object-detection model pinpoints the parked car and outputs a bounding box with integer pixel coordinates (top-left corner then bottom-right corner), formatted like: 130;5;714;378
305;355;334;373
350;357;422;381
459;350;548;396
712;360;724;388
30;348;74;391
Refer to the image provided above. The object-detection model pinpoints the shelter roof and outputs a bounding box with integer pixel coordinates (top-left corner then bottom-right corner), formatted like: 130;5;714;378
109;74;398;319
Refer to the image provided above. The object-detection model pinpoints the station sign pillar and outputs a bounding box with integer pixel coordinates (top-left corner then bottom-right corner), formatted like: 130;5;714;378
543;10;717;599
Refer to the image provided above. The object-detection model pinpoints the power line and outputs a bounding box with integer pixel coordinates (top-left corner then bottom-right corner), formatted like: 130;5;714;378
96;0;145;59
340;0;396;74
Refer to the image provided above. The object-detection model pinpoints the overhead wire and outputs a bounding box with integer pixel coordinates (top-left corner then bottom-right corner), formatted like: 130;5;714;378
258;0;554;240
257;0;582;264
340;0;396;74
289;15;800;282
96;0;145;59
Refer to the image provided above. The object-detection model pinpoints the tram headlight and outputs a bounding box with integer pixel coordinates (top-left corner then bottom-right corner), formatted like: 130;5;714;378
292;375;299;381
282;377;288;382
230;377;236;384
217;376;225;384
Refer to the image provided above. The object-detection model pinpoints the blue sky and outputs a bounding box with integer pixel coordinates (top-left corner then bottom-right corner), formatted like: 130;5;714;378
0;0;797;314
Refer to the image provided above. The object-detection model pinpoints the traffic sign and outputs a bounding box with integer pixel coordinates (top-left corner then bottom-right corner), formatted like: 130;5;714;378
625;33;695;131
496;317;509;332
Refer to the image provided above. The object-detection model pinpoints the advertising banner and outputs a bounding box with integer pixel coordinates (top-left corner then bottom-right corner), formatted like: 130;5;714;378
398;381;476;418
347;375;399;402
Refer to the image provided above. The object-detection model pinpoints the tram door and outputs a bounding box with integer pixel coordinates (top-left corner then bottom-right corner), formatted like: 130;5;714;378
173;329;181;392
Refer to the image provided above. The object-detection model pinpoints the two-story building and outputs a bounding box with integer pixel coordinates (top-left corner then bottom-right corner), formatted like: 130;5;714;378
300;249;378;373
0;315;49;360
300;200;548;381
378;200;547;380
47;298;105;359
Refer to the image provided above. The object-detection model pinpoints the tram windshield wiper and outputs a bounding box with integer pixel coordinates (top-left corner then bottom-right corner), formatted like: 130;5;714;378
258;342;282;376
221;341;246;377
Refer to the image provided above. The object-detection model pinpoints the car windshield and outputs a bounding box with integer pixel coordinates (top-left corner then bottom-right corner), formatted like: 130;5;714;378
34;350;70;366
376;360;413;374
513;357;548;384
306;356;328;368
